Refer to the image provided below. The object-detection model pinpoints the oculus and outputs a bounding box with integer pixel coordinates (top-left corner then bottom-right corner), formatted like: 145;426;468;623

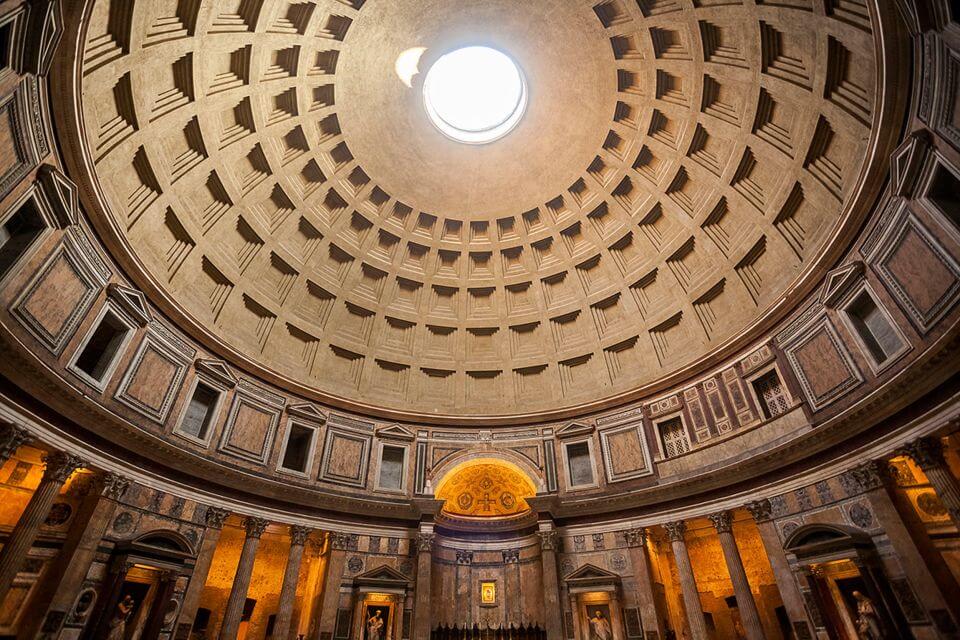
423;46;527;144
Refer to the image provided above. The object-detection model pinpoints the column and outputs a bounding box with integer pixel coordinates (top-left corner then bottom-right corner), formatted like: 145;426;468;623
175;506;231;639
316;532;349;639
413;528;434;640
708;511;765;640
23;471;132;638
218;516;269;640
846;460;960;624
624;528;665;639
901;436;960;531
0;423;30;465
745;499;814;640
275;525;311;640
537;525;564;640
0;450;83;602
663;521;709;640
568;592;582;640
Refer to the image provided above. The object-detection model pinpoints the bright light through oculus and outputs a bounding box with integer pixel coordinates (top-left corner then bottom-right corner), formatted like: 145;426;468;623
424;46;526;144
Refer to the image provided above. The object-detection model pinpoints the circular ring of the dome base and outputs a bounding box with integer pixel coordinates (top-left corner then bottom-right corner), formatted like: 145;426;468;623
423;46;527;144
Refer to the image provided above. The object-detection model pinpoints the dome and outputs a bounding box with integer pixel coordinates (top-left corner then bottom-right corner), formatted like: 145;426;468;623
66;0;891;419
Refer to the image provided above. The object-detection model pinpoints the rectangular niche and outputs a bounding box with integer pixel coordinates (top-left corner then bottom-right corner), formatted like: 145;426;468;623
175;378;223;443
564;440;596;489
278;421;318;475
376;443;407;492
67;305;135;391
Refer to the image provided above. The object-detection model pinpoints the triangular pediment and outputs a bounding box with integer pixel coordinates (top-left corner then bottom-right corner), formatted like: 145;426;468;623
556;421;594;439
819;261;864;308
376;423;415;441
37;164;78;228
564;563;619;582
355;564;411;585
890;130;930;198
195;359;238;388
287;403;327;423
107;283;151;326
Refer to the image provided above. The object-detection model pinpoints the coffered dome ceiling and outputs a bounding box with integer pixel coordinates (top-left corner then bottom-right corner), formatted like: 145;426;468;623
72;0;884;418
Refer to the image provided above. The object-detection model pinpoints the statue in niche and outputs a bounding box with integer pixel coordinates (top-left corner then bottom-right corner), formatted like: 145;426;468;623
106;595;135;640
588;609;612;640
853;591;882;639
366;607;386;640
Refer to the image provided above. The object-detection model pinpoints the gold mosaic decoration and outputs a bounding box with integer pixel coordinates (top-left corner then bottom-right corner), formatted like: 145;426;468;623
435;460;536;518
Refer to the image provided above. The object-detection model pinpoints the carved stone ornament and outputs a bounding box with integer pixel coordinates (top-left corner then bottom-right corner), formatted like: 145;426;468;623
416;532;435;552
899;436;946;471
502;548;520;563
244;516;270;539
0;424;31;463
745;499;773;523
99;472;132;501
330;532;351;551
537;530;560;551
42;451;84;483
708;511;733;533
663;520;687;542
290;525;312;546
844;461;885;493
624;527;648;548
456;549;473;565
204;506;230;530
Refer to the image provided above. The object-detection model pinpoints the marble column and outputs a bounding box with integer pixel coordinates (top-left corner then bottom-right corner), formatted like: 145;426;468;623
901;436;960;531
845;460;960;624
413;529;435;640
316;532;349;639
176;506;231;639
745;499;813;640
538;526;565;640
708;512;765;640
0;423;30;465
275;525;311;640
624;528;665;639
568;592;582;640
23;471;132;638
218;516;269;640
0;450;83;603
663;521;709;640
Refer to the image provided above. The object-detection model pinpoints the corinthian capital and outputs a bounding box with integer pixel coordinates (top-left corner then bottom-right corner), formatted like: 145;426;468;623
290;525;312;546
624;528;647;548
416;532;435;552
0;424;31;463
745;499;772;523
663;520;687;543
204;506;230;529
99;472;132;501
42;451;84;483
244;516;270;539
899;437;945;471
537;530;561;551
708;511;732;534
330;532;350;551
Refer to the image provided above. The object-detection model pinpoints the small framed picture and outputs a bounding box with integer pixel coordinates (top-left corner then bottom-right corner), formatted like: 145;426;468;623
480;581;497;606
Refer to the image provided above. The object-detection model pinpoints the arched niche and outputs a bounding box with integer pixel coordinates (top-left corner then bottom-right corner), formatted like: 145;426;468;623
434;457;539;519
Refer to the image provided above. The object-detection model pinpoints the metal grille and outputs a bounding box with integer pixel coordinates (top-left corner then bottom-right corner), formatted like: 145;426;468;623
660;417;690;458
754;370;789;418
